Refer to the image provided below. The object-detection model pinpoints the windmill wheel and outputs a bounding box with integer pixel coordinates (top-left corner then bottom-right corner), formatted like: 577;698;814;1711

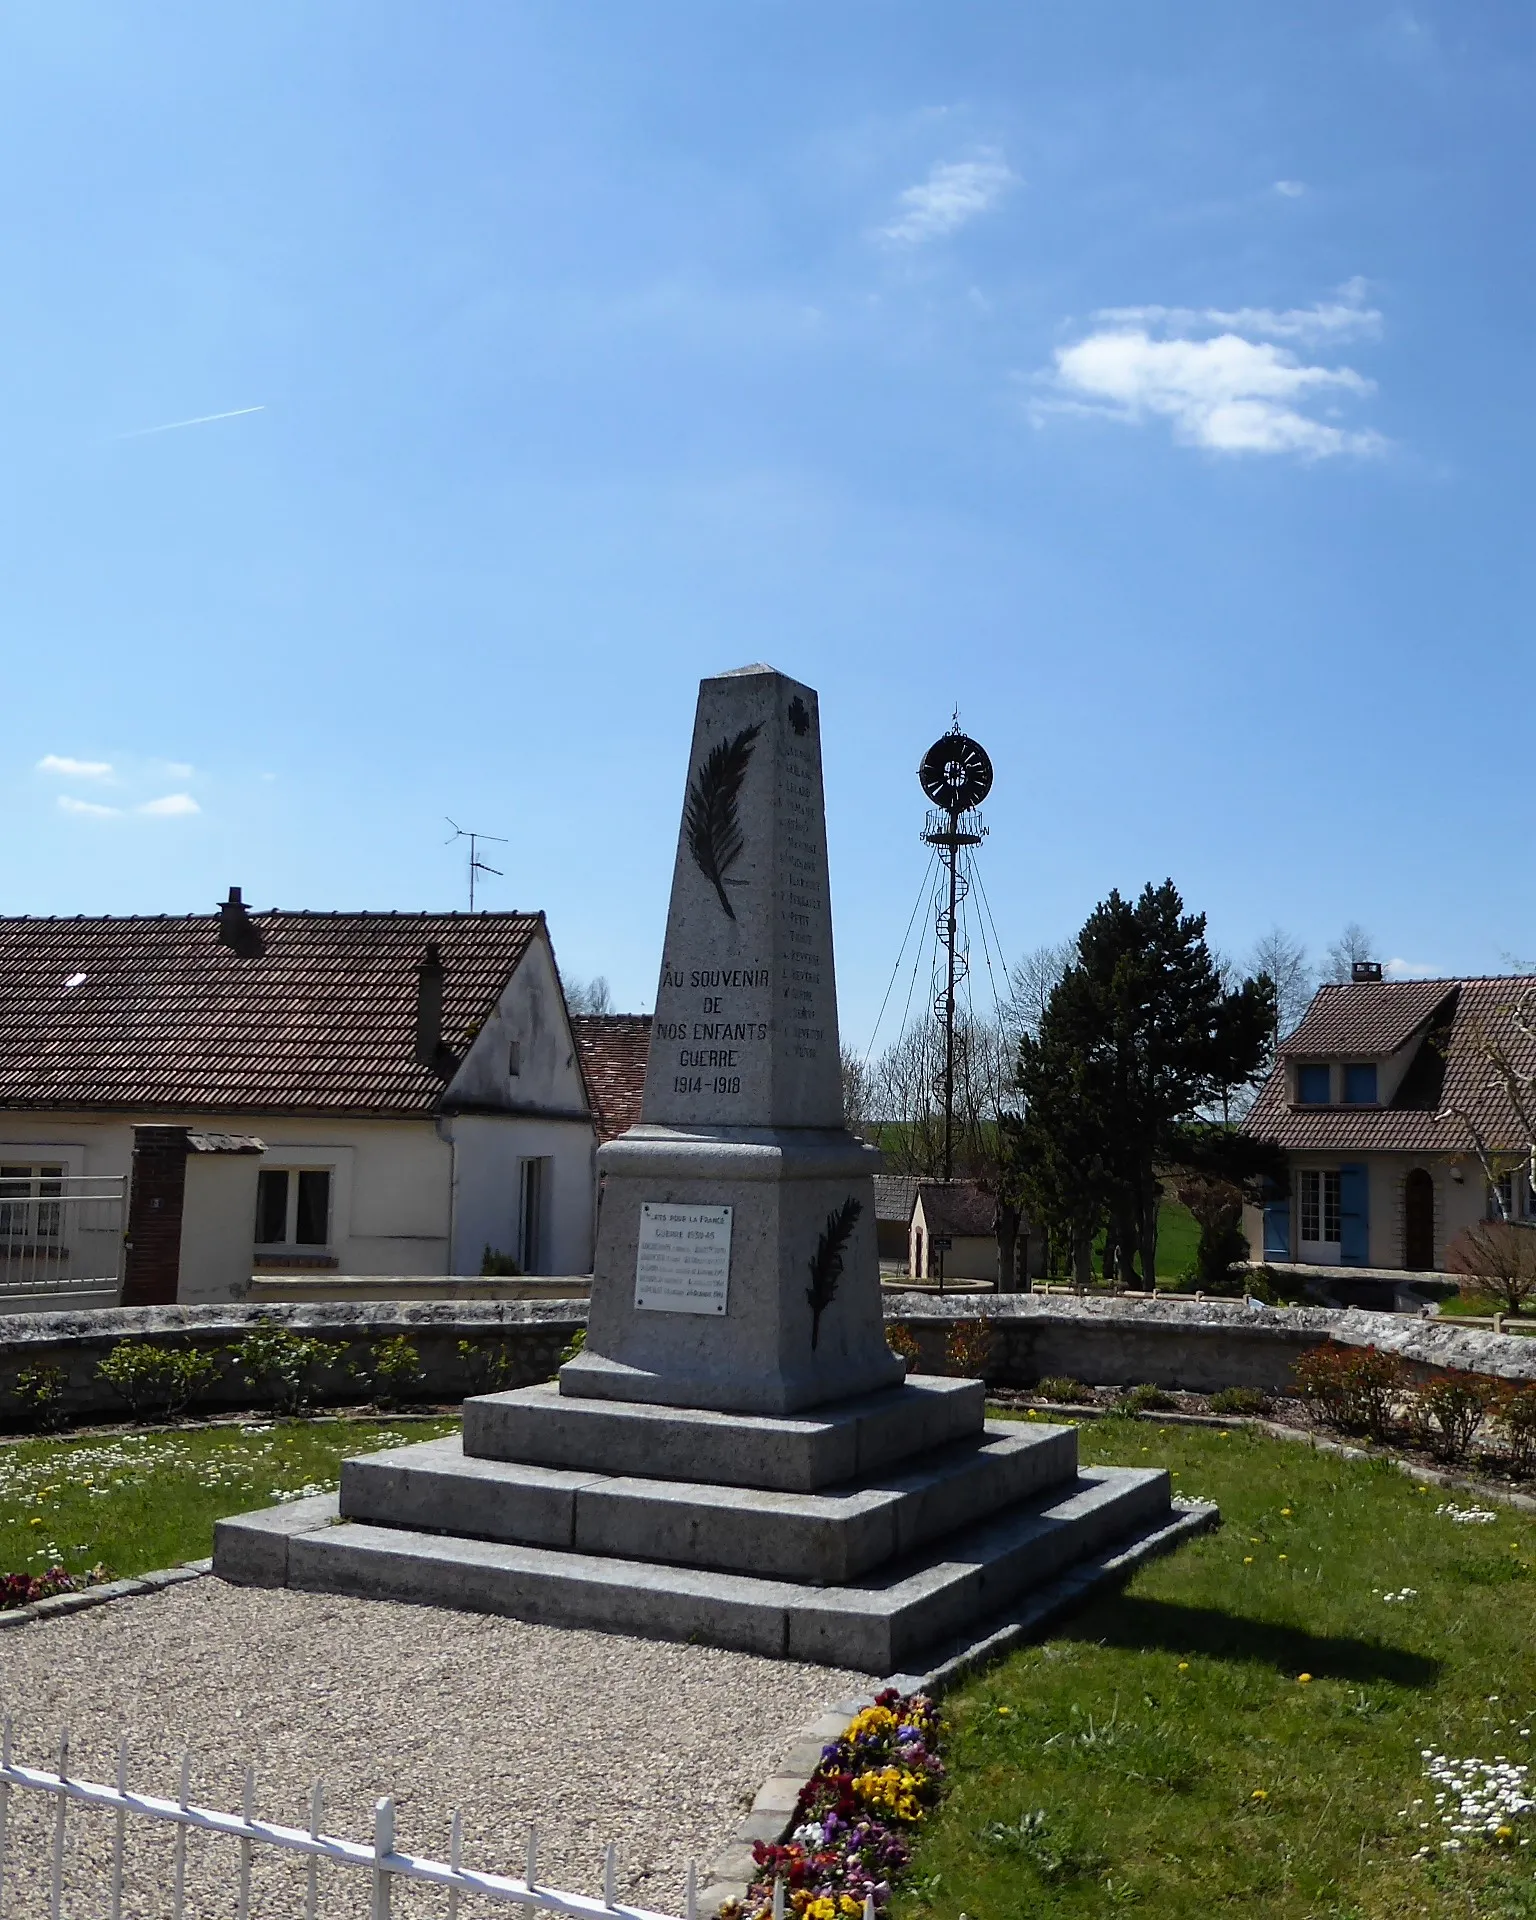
918;732;993;812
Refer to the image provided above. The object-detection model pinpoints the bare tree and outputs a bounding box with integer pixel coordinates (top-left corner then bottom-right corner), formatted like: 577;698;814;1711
1324;923;1377;984
871;1012;1009;1178
840;1045;874;1139
565;975;613;1015
1447;1220;1536;1317
1005;942;1073;1045
1250;926;1313;1043
1436;982;1536;1223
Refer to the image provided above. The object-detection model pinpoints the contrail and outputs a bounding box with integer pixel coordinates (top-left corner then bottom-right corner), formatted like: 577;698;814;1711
118;404;267;439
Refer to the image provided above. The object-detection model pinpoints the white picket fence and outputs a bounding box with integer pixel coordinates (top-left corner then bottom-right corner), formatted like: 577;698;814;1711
0;1718;699;1920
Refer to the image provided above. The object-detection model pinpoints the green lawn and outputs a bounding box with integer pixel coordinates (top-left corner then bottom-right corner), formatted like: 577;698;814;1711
900;1417;1536;1920
0;1417;458;1580
1089;1201;1201;1283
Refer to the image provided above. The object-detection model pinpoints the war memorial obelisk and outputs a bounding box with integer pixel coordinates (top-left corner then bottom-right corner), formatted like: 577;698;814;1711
560;663;903;1416
216;665;1190;1676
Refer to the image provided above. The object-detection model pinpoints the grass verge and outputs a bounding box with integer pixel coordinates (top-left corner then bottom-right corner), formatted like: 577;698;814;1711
0;1417;459;1582
899;1416;1536;1919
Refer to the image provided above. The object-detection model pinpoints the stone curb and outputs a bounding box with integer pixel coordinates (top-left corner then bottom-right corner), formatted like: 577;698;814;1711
696;1500;1219;1913
0;1557;212;1630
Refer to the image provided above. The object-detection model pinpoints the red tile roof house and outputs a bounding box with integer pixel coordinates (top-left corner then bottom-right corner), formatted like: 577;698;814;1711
0;892;605;1308
1242;973;1536;1275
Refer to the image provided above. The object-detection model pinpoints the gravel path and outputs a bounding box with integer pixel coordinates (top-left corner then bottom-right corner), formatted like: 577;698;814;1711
0;1579;862;1917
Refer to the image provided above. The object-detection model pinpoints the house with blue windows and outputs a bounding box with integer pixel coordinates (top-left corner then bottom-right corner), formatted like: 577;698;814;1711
1242;970;1536;1273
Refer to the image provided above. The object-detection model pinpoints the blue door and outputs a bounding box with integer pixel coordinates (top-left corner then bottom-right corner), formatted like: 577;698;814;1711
1263;1201;1291;1261
1339;1163;1370;1266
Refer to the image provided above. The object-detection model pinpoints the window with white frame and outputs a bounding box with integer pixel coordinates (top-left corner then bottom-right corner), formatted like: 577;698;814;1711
0;1164;64;1243
254;1168;332;1248
1491;1170;1536;1222
1299;1169;1341;1244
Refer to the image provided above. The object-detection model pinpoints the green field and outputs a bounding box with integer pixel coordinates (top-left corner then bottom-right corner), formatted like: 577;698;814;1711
899;1417;1536;1919
0;1417;458;1581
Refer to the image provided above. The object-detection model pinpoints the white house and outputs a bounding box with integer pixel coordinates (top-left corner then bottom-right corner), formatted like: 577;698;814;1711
0;891;599;1305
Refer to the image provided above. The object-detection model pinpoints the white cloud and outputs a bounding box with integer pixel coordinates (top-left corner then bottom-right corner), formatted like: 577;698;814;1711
880;153;1015;245
1095;281;1379;344
138;793;200;818
1384;957;1441;979
58;795;119;818
38;754;113;779
159;760;194;780
1034;282;1386;458
1273;179;1306;197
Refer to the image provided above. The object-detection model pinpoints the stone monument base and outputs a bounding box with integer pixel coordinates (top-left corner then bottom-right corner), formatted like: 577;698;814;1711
214;1374;1193;1674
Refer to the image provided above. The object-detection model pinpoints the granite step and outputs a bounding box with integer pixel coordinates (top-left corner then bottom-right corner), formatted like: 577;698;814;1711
339;1420;1079;1584
284;1465;1171;1672
462;1374;983;1493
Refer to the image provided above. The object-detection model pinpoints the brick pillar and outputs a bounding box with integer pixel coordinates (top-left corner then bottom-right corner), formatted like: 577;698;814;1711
121;1126;191;1306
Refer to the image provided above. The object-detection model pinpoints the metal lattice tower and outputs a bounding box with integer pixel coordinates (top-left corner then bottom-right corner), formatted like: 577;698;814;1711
917;722;993;1182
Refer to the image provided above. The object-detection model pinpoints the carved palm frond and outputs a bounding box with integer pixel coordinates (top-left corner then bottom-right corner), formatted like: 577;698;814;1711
685;723;761;921
807;1196;862;1349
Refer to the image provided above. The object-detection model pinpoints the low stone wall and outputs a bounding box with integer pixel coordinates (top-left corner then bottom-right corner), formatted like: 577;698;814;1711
881;1293;1536;1395
4;1293;1533;1428
0;1301;585;1426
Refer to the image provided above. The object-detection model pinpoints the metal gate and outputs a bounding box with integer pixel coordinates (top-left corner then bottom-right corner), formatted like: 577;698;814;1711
0;1166;125;1296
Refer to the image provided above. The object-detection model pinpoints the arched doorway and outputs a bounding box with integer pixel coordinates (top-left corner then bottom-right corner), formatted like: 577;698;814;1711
1404;1168;1435;1271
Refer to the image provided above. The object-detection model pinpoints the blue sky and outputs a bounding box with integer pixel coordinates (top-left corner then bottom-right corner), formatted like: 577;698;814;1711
3;3;1533;1043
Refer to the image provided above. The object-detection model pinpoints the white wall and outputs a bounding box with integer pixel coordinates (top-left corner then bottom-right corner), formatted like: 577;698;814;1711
445;1114;595;1276
178;1153;263;1302
441;925;595;1274
446;928;590;1119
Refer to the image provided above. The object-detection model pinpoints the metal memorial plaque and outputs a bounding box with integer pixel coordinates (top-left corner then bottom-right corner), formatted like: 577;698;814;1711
634;1202;733;1315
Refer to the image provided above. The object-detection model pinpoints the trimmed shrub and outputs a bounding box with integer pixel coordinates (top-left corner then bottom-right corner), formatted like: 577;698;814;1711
12;1362;68;1432
232;1323;334;1417
352;1334;425;1410
886;1323;922;1370
458;1337;518;1395
944;1319;993;1378
1494;1385;1536;1476
1209;1385;1271;1417
1293;1344;1402;1442
1119;1382;1176;1414
96;1343;219;1421
1036;1376;1091;1405
1407;1372;1497;1464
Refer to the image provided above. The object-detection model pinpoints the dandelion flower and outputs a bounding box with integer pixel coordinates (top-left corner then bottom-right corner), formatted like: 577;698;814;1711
1279;1553;1288;1561
997;1707;1011;1716
1250;1789;1268;1801
1178;1662;1190;1672
1298;1673;1313;1685
1281;1507;1291;1515
1243;1556;1254;1564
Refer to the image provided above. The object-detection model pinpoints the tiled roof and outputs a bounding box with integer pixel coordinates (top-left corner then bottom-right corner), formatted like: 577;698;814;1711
0;908;542;1118
871;1175;919;1224
915;1180;997;1238
1247;976;1536;1155
1279;978;1456;1057
572;1014;651;1143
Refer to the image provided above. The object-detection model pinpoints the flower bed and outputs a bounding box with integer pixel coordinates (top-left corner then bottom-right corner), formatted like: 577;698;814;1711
727;1691;944;1919
0;1562;113;1610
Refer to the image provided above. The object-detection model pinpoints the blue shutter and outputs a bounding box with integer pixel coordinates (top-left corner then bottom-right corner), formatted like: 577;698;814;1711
1263;1201;1291;1261
1339;1163;1370;1265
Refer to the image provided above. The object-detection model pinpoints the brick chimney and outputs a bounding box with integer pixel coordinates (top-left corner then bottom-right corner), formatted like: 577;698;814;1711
415;941;447;1069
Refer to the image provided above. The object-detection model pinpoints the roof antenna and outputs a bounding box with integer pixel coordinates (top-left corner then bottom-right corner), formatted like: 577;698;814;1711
445;819;506;912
